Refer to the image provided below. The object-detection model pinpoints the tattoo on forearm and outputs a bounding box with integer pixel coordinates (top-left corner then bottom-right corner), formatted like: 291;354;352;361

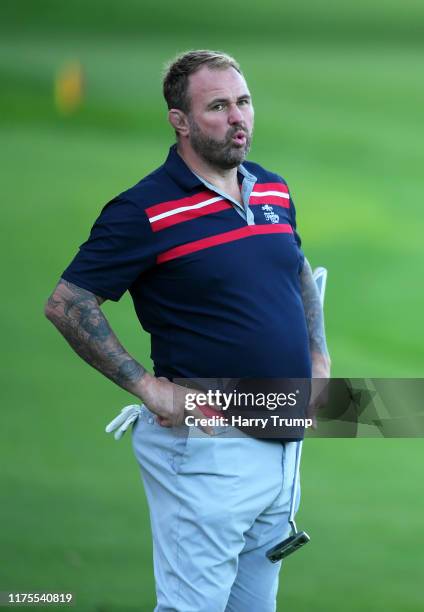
46;279;145;391
117;360;144;386
47;294;62;310
300;260;329;356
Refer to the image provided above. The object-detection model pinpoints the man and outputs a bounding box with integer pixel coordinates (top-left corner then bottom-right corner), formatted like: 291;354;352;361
45;50;330;611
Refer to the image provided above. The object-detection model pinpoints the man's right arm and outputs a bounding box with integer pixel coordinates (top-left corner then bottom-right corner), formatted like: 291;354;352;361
44;279;213;431
44;278;147;393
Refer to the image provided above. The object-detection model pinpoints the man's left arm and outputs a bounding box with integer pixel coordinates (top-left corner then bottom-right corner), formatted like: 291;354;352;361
300;258;331;378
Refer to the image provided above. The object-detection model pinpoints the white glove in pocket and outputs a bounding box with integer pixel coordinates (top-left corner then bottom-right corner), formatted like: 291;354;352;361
105;404;143;440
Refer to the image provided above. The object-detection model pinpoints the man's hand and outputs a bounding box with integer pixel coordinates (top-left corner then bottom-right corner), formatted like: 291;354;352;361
137;372;216;434
308;352;331;427
311;352;331;380
105;375;218;440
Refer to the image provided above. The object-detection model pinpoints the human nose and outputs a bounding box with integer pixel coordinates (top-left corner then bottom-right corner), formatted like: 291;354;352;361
227;103;244;125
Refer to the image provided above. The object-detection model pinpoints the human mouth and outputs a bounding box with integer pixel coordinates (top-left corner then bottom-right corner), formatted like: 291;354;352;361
231;130;247;146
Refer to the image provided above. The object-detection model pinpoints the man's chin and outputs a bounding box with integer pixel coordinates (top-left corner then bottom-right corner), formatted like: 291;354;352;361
196;141;251;170
221;144;250;167
227;151;248;168
216;157;245;170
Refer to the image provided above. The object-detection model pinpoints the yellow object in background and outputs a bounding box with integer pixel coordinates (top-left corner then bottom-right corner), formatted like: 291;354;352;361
54;60;83;114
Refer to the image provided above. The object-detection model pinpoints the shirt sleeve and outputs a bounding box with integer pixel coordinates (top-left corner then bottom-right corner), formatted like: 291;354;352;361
62;196;156;301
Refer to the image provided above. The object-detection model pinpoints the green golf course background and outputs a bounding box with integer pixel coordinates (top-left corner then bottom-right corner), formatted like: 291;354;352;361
1;1;423;610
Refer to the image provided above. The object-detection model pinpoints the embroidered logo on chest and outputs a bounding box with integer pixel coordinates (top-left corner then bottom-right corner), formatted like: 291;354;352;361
261;204;280;224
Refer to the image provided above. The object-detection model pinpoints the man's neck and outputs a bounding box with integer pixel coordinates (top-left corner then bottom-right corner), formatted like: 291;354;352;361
176;144;240;195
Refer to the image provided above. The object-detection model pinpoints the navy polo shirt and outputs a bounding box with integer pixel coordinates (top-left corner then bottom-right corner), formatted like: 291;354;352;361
62;145;311;380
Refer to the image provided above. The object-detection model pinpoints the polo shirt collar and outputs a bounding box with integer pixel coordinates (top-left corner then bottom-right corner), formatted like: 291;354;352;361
164;144;257;192
164;144;203;191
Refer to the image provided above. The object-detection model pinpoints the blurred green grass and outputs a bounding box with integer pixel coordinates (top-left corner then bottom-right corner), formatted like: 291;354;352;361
1;2;424;610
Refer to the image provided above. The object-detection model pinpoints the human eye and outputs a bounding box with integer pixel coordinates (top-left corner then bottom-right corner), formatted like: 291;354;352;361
238;98;250;106
211;102;225;111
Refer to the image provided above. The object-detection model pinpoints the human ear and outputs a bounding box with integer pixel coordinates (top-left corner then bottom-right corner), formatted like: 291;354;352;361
168;109;189;137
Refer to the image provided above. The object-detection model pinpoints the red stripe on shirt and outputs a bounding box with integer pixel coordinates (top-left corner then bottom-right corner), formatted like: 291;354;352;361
146;190;218;219
151;200;232;232
157;224;293;264
250;197;290;207
251;182;289;194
